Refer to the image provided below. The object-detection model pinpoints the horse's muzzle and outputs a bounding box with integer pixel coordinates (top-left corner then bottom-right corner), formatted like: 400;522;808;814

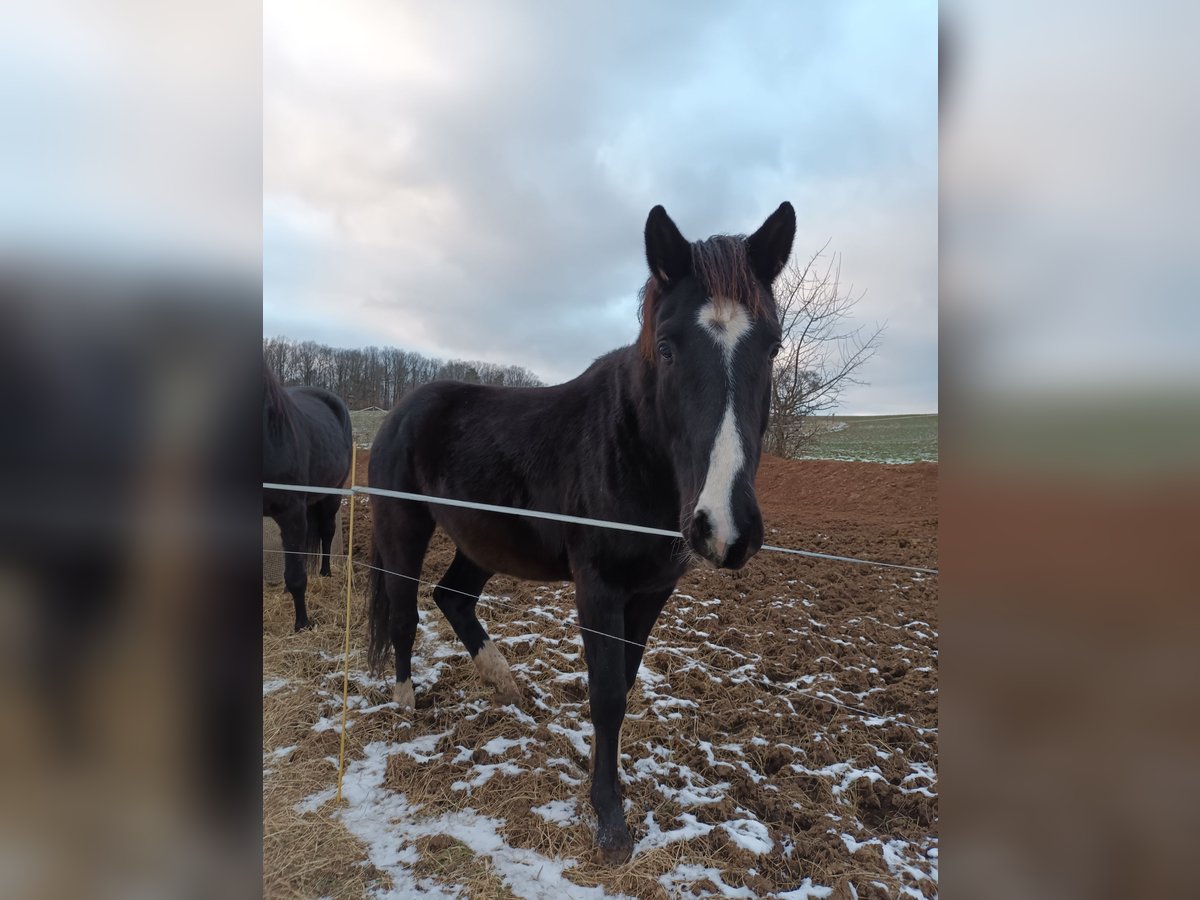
687;507;764;569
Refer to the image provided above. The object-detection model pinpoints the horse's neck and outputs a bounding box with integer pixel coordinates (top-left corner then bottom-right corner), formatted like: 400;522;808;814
611;350;673;478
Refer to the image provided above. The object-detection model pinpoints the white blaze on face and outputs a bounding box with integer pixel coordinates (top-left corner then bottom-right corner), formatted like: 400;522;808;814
694;299;752;554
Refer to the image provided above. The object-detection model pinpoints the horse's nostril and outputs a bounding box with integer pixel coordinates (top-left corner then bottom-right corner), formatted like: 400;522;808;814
691;508;712;541
723;536;754;570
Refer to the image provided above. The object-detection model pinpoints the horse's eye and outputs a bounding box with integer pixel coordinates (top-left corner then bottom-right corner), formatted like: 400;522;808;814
769;343;782;360
657;341;673;361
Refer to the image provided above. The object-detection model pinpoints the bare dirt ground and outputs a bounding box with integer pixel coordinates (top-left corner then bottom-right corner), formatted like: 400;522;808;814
263;454;938;899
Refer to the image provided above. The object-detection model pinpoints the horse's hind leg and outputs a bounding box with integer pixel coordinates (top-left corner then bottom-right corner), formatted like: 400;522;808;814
276;504;311;631
434;551;522;705
376;507;434;710
316;494;341;576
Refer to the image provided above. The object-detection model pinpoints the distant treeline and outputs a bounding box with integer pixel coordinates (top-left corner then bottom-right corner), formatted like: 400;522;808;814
263;336;544;410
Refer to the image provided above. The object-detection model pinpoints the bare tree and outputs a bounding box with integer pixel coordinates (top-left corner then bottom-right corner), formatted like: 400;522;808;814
766;242;885;458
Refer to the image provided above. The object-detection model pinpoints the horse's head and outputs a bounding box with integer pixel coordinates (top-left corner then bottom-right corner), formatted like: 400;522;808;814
639;202;795;569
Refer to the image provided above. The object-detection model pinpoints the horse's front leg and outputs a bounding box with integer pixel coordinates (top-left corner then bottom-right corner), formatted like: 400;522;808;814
577;579;632;864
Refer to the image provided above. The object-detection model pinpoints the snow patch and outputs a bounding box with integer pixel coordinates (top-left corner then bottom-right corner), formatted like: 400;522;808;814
482;736;537;757
395;730;451;762
779;877;834;899
720;818;773;855
297;740;620;900
658;863;754;899
531;798;577;827
635;811;714;853
547;720;593;760
451;762;523;791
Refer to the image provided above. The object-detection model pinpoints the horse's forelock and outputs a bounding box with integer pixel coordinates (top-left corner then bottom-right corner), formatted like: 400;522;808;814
637;235;773;361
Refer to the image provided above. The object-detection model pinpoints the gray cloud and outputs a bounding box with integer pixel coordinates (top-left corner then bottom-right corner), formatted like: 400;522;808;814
264;0;937;410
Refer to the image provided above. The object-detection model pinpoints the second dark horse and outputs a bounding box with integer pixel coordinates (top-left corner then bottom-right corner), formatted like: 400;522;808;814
367;203;795;862
263;362;353;630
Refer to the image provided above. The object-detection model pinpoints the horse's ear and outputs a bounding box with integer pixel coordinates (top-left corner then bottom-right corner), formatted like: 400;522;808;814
644;205;692;285
746;202;796;285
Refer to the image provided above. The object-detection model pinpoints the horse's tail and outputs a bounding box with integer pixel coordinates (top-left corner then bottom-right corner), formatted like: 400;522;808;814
304;503;322;573
338;402;353;447
367;545;390;677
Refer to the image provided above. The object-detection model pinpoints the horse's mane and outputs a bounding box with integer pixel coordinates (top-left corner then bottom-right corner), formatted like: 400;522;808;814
263;359;296;435
636;234;774;360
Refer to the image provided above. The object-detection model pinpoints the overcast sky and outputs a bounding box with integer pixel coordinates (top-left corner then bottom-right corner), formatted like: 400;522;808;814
264;0;937;414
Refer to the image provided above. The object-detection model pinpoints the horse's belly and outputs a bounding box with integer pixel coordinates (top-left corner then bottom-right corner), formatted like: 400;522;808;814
488;552;572;582
436;511;571;582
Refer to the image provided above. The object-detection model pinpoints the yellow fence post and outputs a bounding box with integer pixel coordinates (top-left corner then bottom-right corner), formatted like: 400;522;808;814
335;444;358;805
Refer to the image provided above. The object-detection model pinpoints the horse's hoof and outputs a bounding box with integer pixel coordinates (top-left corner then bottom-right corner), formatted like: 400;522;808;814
392;680;415;711
595;826;633;865
294;620;313;632
495;683;524;707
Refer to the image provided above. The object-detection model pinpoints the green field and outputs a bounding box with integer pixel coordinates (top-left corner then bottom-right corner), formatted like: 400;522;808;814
349;407;389;446
794;414;938;464
356;407;937;464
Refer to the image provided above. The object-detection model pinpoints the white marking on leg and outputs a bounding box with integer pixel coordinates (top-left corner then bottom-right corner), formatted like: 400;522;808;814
393;678;415;711
694;299;750;553
473;639;523;705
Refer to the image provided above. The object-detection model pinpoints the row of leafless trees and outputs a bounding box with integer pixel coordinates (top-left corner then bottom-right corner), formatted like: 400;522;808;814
262;337;543;410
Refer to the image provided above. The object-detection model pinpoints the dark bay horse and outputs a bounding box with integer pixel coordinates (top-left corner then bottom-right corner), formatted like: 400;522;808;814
366;203;795;862
262;362;353;630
